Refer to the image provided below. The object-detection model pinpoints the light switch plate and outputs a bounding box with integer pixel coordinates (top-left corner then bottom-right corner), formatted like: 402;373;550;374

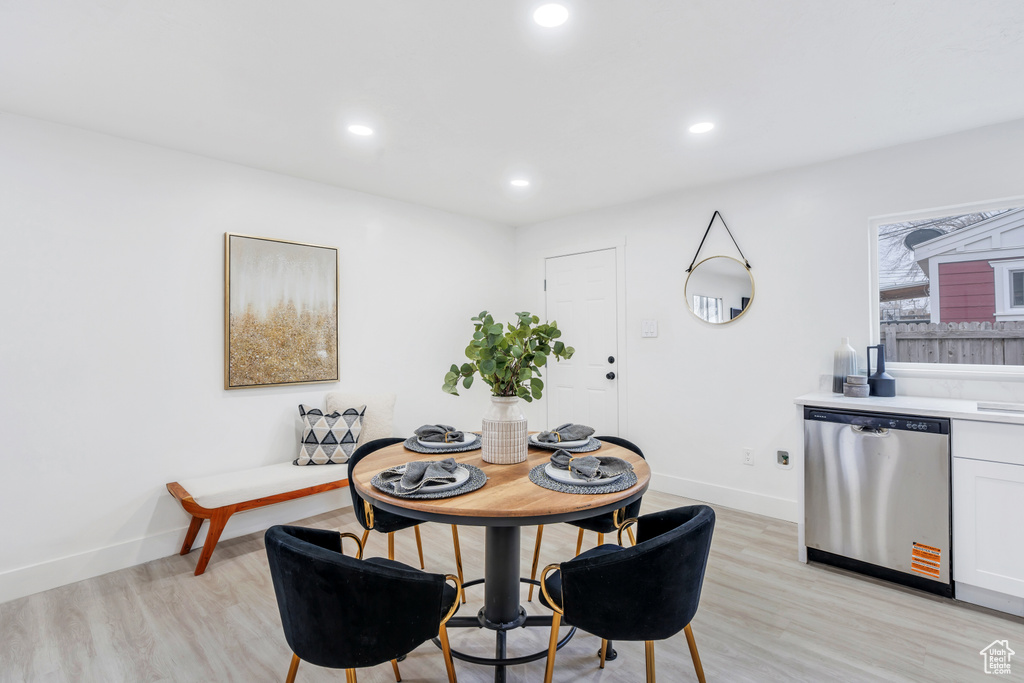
641;319;658;338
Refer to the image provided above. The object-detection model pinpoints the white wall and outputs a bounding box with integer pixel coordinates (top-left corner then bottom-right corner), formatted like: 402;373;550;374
7;110;1024;604
0;113;515;603
515;118;1024;522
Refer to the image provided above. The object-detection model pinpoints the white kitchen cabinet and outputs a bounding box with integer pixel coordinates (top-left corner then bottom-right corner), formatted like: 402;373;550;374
952;419;1024;614
952;419;1024;466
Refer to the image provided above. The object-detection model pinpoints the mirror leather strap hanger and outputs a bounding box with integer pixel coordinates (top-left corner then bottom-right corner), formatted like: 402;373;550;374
686;211;751;273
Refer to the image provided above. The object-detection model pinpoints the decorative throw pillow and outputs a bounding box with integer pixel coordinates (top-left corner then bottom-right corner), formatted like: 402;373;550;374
295;404;365;465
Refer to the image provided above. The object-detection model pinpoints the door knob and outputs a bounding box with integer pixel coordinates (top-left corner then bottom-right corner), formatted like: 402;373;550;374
606;372;616;380
607;356;615;364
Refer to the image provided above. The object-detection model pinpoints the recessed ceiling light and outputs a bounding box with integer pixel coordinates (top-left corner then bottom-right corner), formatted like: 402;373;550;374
533;4;568;27
347;124;374;136
689;122;715;134
510;179;531;187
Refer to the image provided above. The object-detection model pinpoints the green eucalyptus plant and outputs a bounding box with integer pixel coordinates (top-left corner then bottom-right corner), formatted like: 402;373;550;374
443;311;575;402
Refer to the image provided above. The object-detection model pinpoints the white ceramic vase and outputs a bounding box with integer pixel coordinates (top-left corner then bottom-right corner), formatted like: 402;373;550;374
832;337;859;394
481;396;529;464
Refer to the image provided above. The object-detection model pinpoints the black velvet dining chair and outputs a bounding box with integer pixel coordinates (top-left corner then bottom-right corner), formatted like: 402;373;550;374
265;524;461;683
348;437;467;598
538;505;716;683
527;435;646;601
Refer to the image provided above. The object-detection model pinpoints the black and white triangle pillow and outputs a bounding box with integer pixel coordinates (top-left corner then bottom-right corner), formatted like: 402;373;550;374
295;404;366;465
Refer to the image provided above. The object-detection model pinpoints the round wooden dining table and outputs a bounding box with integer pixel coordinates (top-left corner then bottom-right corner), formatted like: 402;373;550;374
351;438;650;682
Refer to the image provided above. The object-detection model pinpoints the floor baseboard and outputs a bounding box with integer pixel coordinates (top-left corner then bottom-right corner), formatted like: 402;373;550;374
649;472;798;522
0;491;351;604
3;475;797;605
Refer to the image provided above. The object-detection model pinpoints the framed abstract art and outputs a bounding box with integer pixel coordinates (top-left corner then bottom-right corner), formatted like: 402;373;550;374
224;233;339;389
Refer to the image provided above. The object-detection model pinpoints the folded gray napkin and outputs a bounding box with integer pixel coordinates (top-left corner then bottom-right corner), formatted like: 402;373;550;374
415;424;465;443
550;450;633;482
536;423;595;443
379;458;460;494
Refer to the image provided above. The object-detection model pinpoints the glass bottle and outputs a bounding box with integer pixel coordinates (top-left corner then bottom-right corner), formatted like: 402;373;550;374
832;337;858;394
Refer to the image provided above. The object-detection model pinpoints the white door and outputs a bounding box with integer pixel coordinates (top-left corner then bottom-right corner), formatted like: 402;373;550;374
544;248;619;435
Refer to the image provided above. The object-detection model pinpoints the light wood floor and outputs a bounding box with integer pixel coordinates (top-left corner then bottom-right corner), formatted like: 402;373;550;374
2;491;1022;682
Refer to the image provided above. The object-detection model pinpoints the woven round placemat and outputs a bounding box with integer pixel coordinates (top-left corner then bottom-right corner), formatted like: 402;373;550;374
403;435;482;454
528;463;638;495
371;463;487;499
527;437;602;453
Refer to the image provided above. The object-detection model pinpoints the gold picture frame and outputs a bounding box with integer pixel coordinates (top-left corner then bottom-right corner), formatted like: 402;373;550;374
224;233;339;389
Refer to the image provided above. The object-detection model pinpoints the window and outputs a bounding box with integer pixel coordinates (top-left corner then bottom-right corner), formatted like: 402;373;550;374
990;259;1024;321
692;295;723;323
876;205;1024;366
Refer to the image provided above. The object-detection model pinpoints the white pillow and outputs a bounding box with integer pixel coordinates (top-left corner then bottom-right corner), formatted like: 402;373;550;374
325;392;396;444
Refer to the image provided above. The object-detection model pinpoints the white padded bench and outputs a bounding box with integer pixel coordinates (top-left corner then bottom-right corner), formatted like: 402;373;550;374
167;463;350;575
167;392;395;575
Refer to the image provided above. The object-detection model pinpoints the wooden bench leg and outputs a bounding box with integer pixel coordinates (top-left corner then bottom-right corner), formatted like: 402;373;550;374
180;516;204;555
194;508;233;576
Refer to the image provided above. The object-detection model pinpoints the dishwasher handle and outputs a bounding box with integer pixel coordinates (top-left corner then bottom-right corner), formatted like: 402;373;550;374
852;425;890;437
804;407;949;435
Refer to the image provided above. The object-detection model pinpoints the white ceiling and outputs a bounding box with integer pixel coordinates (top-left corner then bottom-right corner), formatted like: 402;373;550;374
3;1;1024;226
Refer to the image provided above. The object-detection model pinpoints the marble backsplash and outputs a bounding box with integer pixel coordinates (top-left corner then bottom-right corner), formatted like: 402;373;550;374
819;369;1024;404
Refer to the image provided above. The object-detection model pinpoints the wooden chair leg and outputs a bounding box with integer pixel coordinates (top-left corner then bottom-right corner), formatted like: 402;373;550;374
451;526;466;603
574;529;584;556
645;641;656;683
439;623;458;683
391;658;401;682
684;624;706;683
414;525;425;569
388;532;395;560
543;612;561;683
599;639;608;669
285;653;300;683
180;516;204;555
193;508;233;576
527;525;545;601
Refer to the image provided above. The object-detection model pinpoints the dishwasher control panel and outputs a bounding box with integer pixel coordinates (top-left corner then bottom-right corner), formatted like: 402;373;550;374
804;408;949;434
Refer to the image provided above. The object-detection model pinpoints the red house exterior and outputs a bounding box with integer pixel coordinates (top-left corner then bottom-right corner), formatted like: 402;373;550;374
912;208;1024;324
937;260;996;323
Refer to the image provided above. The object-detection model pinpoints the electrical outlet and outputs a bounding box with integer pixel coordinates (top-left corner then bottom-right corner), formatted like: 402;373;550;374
743;448;754;466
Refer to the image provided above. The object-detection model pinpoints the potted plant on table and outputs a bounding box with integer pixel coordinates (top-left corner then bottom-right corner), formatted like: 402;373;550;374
443;311;574;464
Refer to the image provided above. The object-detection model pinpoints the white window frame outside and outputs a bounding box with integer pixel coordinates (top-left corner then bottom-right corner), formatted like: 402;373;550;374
989;258;1024;321
869;194;1024;381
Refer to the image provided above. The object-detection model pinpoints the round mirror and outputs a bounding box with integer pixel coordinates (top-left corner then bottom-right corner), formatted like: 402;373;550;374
684;255;754;324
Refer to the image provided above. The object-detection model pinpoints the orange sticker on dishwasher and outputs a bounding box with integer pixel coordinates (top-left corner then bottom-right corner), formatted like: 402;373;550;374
911;542;942;577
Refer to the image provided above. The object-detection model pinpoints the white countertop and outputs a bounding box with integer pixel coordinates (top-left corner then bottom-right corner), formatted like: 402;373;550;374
795;392;1024;425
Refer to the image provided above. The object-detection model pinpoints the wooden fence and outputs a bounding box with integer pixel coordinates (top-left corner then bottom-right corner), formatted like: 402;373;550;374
881;322;1024;365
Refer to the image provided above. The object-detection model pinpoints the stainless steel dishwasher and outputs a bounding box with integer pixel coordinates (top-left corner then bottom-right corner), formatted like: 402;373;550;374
804;407;951;597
